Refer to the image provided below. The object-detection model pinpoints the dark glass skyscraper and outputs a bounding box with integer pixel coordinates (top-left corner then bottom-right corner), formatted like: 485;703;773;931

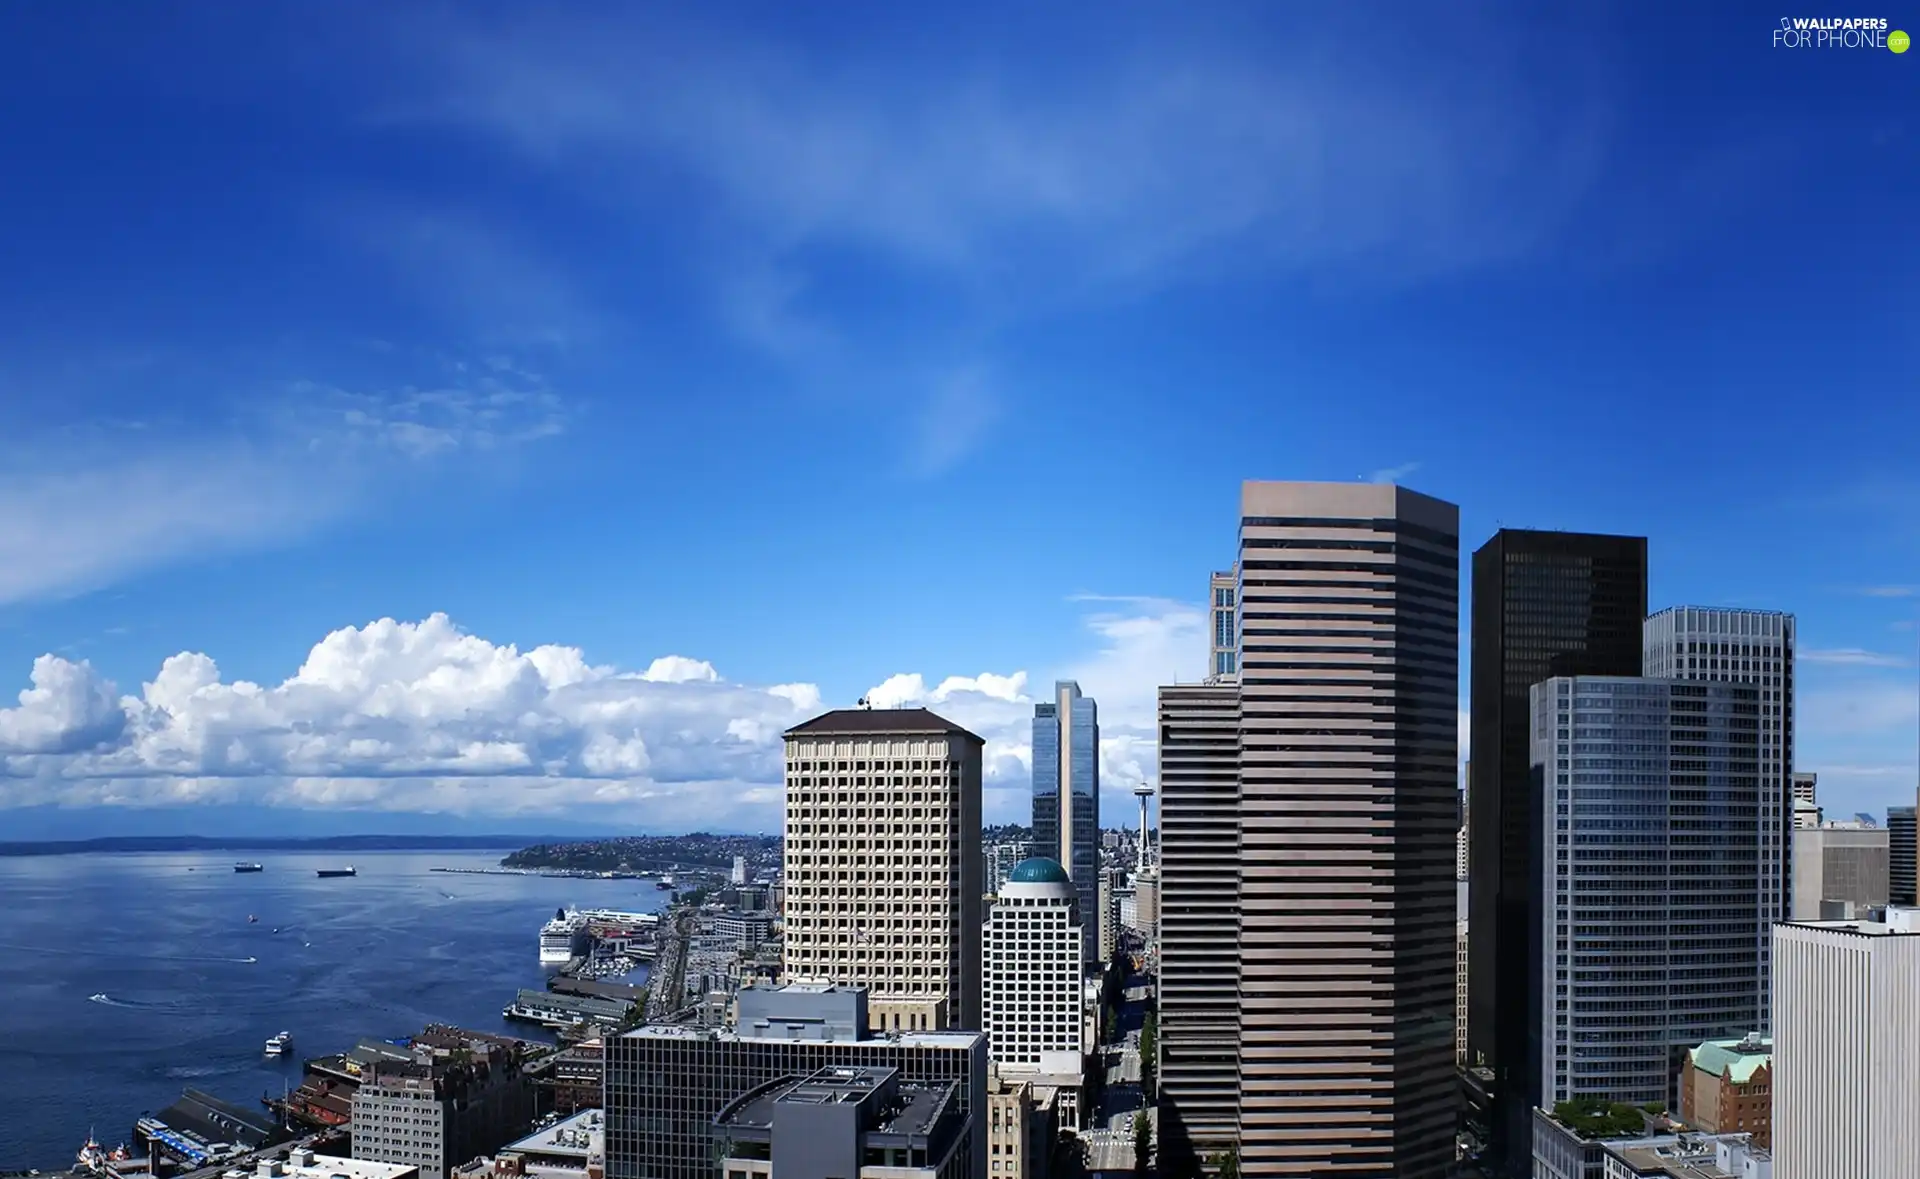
1467;529;1646;1173
1891;805;1916;907
1032;681;1099;962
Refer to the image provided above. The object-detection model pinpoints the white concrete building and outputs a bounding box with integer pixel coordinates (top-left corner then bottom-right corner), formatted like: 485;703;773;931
981;857;1086;1128
1773;911;1920;1179
781;708;985;1033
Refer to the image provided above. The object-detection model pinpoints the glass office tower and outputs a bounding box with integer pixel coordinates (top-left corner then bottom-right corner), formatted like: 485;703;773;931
1531;676;1766;1109
1467;529;1647;1173
1032;681;1100;963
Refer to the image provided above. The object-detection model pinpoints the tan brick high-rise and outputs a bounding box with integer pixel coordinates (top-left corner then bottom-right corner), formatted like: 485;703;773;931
1234;481;1458;1177
781;708;983;1032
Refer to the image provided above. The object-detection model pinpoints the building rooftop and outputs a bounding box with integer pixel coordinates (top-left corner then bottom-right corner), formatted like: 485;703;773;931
1007;857;1071;885
1603;1133;1770;1179
1687;1034;1772;1085
1781;908;1920;936
257;1152;417;1179
715;1067;959;1142
623;1021;980;1050
501;1109;603;1161
784;707;982;741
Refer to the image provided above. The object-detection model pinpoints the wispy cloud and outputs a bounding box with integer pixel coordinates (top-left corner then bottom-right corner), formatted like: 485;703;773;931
336;203;604;349
390;13;1609;304
909;368;1000;477
1367;461;1422;484
1860;585;1919;598
0;365;567;606
1803;647;1912;668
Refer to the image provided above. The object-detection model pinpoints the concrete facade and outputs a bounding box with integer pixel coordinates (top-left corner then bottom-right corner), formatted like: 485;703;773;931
1772;914;1920;1179
1233;481;1458;1177
1790;824;1889;921
1155;680;1241;1160
781;709;984;1032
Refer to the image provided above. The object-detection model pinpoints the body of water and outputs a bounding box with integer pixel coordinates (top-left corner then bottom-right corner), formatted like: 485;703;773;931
0;849;667;1169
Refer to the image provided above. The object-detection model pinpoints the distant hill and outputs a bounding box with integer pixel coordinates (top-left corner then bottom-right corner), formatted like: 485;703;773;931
0;834;570;857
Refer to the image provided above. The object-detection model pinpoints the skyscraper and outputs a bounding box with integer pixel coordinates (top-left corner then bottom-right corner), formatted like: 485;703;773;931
1156;682;1241;1162
1031;681;1099;963
1645;605;1796;1022
1891;805;1916;906
1531;676;1766;1109
1233;480;1458;1177
1773;913;1920;1178
1467;528;1647;1167
980;858;1087;1128
1208;567;1237;681
782;708;984;1032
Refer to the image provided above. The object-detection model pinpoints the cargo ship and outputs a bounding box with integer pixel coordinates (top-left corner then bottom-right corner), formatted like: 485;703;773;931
234;863;264;873
315;866;357;878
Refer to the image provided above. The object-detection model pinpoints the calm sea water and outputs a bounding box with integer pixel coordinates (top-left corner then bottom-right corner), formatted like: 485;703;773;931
0;850;666;1170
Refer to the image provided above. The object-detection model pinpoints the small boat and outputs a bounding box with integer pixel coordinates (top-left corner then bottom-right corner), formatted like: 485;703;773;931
315;866;357;878
233;863;264;874
265;1031;291;1056
248;915;258;924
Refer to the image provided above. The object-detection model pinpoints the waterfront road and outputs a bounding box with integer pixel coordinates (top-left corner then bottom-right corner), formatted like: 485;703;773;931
642;907;694;1021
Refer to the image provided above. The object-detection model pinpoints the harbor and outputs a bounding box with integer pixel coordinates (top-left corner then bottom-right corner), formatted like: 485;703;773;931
0;844;781;1173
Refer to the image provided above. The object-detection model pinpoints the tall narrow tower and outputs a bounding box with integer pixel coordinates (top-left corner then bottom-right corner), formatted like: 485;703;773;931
1468;528;1647;1170
1134;781;1155;872
1032;681;1101;963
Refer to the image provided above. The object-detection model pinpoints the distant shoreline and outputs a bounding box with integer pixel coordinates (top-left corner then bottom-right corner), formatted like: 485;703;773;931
0;834;566;858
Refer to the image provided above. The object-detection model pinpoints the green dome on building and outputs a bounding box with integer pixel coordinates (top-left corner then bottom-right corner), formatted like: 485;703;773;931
1007;857;1072;885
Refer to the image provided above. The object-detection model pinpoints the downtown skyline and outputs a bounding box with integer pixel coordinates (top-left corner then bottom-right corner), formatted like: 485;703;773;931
0;2;1916;836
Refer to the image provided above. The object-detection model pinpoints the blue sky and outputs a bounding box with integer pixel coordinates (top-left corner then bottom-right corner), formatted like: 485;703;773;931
0;2;1915;837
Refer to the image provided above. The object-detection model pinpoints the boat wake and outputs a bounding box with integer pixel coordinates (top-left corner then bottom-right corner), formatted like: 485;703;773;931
87;993;186;1012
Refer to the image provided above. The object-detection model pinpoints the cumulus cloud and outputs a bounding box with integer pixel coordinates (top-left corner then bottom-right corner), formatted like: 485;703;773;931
0;598;1208;829
0;614;817;826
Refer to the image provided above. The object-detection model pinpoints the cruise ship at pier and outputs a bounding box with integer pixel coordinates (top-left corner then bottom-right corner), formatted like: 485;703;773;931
538;906;659;963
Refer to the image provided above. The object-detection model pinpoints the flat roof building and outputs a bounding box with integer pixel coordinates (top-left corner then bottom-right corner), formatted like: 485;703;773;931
713;1065;968;1179
782;709;983;1033
1773;912;1920;1178
604;984;985;1179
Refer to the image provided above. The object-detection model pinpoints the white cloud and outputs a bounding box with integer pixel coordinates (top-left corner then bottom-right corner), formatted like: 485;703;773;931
397;13;1606;299
0;597;1227;828
1368;461;1422;484
1860;585;1918;598
1801;647;1911;668
0;371;566;607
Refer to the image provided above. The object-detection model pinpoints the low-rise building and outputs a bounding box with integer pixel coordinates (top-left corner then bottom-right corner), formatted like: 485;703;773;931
713;1066;968;1179
452;1109;604;1179
258;1149;419;1179
350;1035;535;1179
604;984;985;1179
1600;1133;1771;1178
1680;1035;1772;1147
713;910;776;951
985;1068;1056;1179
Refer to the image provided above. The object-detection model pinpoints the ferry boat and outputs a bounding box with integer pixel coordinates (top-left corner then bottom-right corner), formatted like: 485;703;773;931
540;908;590;964
233;863;264;873
315;866;357;878
656;874;675;890
265;1030;291;1056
